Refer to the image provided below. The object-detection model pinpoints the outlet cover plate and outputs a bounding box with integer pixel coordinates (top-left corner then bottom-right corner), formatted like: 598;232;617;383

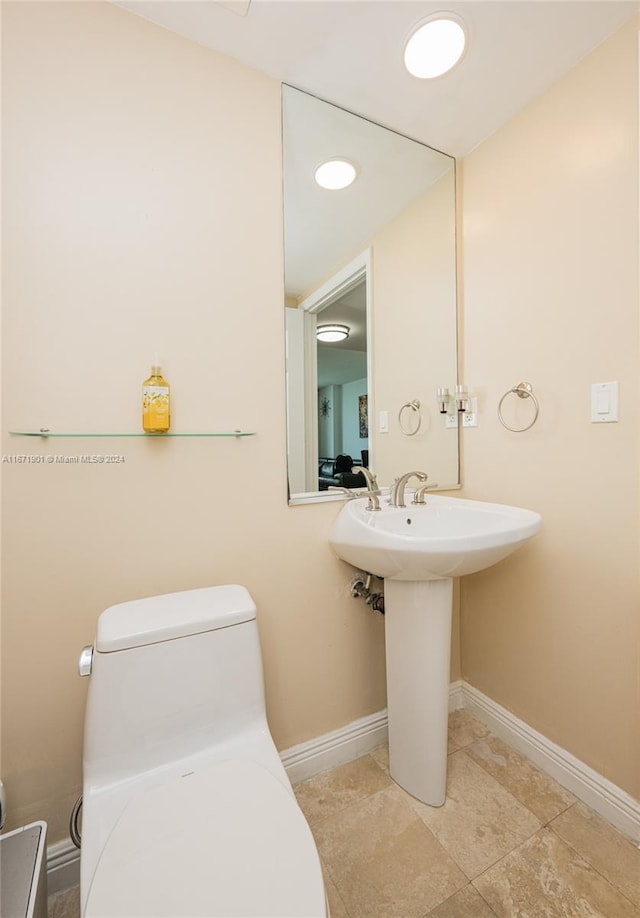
462;397;478;427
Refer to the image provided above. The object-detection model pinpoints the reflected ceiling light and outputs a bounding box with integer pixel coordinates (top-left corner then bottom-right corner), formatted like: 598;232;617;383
404;15;466;79
317;324;350;342
314;159;357;190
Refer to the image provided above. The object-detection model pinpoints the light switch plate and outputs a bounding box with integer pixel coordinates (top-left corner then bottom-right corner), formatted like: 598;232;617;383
591;382;618;423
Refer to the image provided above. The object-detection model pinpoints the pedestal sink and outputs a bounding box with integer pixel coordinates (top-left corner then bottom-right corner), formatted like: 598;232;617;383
329;493;542;807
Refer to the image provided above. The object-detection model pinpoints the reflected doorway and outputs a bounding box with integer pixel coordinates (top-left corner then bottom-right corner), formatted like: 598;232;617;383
286;251;371;496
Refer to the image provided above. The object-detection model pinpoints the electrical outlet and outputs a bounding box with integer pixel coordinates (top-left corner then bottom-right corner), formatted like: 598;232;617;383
462;397;478;427
445;413;458;429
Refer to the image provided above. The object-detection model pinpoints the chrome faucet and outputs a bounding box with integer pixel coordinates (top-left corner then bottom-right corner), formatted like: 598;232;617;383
353;466;381;511
389;471;428;508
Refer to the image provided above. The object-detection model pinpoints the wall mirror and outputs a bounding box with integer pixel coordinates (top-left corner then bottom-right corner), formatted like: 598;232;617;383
283;85;459;504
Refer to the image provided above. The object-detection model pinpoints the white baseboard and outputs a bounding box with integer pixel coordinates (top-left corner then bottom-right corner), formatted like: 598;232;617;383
448;679;466;712
280;682;465;785
280;708;389;785
47;678;640;893
47;837;80;896
461;682;640;845
280;680;640;844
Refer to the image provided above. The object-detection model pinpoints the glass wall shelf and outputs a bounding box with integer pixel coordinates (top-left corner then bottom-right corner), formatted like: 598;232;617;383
9;430;255;438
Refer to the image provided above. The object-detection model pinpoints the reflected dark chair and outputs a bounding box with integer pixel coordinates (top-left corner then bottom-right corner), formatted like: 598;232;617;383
334;454;353;474
318;454;366;491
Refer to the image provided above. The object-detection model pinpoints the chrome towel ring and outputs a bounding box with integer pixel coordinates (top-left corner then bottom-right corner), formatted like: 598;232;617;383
398;399;421;436
498;382;539;432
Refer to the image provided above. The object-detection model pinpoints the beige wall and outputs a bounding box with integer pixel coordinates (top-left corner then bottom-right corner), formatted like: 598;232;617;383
0;2;390;842
460;18;640;799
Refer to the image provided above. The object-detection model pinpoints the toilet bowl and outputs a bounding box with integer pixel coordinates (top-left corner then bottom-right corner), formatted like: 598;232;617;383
79;585;328;917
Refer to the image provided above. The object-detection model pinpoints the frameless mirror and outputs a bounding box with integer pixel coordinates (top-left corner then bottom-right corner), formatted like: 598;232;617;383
283;85;459;504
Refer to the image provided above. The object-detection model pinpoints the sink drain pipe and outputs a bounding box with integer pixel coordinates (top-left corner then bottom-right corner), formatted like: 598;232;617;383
350;572;385;615
70;795;82;848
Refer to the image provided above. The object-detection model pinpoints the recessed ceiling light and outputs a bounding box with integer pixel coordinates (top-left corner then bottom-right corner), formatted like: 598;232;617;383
317;324;350;342
404;15;466;79
314;159;357;190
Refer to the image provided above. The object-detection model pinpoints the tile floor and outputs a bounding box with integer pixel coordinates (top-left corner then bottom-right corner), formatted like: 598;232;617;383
48;711;640;918
295;711;640;918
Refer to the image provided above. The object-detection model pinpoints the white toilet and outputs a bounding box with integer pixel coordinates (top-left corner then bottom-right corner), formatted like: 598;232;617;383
79;584;328;917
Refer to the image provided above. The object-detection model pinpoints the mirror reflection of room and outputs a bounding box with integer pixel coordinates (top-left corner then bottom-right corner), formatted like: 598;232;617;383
282;84;459;504
316;278;368;492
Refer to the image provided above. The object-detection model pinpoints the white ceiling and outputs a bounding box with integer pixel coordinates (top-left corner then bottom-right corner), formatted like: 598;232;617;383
114;0;639;157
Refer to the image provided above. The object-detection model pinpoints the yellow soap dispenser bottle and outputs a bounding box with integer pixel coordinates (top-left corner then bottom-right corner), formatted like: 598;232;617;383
142;356;170;433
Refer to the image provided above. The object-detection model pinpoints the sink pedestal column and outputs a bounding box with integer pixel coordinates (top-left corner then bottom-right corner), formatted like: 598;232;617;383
384;577;453;807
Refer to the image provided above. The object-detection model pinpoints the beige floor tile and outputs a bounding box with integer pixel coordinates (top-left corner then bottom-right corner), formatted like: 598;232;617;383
427;883;497;917
474;827;640;917
48;885;80;918
448;735;462;754
447;710;490;751
369;741;390;774
408;750;541;879
465;734;576;823
371;713;498;773
368;728;472;777
322;868;350;918
315;785;467;918
294;753;393;827
550;802;640;908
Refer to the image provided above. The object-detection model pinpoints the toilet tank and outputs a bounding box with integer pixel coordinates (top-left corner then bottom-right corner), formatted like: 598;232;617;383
82;585;266;787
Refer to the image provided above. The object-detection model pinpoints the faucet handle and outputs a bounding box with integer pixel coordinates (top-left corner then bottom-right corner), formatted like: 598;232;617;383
411;481;439;504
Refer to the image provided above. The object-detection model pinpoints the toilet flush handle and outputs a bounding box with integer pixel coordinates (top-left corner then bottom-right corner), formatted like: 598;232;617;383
78;645;94;677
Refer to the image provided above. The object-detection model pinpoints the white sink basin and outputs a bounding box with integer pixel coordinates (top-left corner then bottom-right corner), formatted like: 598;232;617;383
329;493;542;581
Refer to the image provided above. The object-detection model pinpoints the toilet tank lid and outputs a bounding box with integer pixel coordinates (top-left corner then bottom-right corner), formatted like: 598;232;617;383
96;585;256;653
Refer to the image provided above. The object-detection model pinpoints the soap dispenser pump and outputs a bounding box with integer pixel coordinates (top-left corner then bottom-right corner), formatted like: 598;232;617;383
142;356;170;433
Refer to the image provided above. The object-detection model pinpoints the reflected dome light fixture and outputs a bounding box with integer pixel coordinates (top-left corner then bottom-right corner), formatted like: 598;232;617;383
314;159;357;190
317;324;350;343
404;14;467;79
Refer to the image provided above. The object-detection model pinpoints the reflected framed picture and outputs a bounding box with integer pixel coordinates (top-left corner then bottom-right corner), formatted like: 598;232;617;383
359;394;368;438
